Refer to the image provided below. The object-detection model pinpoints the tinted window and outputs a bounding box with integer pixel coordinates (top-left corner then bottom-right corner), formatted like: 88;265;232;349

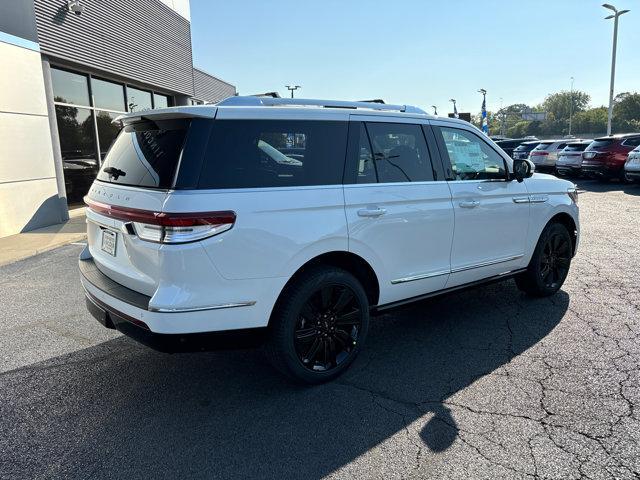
533;142;554;151
354;124;376;183
92;78;125;111
564;143;589;152
127;87;153;112
55;105;97;162
623;137;640;147
438;126;507;181
97;119;188;188
153;93;170;109
556;143;568;150
198;120;348;189
362;122;433;183
588;139;615;149
515;143;538;151
95;111;122;157
51;68;90;106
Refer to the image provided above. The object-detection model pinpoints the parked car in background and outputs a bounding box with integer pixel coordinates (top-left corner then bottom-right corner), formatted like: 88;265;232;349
512;140;541;160
495;138;537;158
624;145;640;182
528;140;574;173
582;134;640;182
555;140;592;177
78;97;580;384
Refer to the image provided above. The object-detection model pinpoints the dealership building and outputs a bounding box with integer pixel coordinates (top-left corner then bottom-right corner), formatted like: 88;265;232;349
0;0;236;238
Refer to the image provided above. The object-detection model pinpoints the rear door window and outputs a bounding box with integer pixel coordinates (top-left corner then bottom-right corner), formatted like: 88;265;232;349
197;120;348;189
359;122;433;183
96;119;189;188
623;137;640;147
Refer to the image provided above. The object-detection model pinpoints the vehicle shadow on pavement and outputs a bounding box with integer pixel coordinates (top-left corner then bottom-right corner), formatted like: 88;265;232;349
575;178;640;195
1;281;568;479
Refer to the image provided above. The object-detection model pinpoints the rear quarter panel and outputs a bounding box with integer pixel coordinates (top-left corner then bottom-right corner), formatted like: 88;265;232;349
162;186;349;280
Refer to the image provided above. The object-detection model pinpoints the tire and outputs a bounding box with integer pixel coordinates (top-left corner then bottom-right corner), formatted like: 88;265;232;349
265;266;370;384
515;222;573;297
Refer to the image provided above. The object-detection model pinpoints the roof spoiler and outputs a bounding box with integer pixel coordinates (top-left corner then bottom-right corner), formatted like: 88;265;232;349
114;106;217;125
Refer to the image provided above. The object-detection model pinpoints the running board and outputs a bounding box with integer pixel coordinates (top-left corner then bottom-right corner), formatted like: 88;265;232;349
373;268;527;313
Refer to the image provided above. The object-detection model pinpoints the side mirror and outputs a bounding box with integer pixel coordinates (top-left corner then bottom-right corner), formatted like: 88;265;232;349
512;159;533;182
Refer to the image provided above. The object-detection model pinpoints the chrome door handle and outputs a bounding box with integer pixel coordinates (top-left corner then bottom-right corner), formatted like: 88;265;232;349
357;207;387;217
512;196;530;204
459;200;480;208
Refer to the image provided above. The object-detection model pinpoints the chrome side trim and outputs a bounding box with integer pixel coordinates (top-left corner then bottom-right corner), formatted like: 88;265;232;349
450;254;524;274
529;194;549;203
149;301;256;313
391;269;450;285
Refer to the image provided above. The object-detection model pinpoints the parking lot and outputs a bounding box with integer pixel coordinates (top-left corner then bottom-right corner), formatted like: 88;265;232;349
1;179;639;479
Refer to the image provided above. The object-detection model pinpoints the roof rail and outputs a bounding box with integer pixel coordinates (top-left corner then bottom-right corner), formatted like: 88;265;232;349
216;96;427;114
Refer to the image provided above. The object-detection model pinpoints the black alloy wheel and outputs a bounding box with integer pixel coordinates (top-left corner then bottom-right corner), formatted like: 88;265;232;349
293;284;362;372
515;222;573;297
539;231;571;289
265;266;370;384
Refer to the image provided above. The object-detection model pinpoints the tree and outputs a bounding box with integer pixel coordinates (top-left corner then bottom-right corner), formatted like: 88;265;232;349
569;107;607;135
541;90;590;122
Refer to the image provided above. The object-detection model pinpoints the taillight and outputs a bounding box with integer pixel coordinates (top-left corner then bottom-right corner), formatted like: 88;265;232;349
531;151;548;156
84;197;235;244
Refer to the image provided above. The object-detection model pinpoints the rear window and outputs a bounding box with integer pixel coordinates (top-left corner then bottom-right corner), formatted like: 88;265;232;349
588;138;615;149
197;120;348;189
564;143;589;152
97;119;188;188
515;142;539;151
533;142;554;151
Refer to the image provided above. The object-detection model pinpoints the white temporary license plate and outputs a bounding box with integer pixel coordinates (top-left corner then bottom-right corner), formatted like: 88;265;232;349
101;229;117;256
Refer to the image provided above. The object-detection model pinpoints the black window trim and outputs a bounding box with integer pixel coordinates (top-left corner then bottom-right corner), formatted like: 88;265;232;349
432;124;510;182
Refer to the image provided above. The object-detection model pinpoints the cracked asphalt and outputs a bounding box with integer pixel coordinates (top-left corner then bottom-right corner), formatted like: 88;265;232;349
1;180;639;479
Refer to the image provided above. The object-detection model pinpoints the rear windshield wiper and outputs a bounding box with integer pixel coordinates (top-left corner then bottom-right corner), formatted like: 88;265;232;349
103;166;126;180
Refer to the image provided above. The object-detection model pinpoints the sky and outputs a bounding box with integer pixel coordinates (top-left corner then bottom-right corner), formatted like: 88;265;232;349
190;0;638;115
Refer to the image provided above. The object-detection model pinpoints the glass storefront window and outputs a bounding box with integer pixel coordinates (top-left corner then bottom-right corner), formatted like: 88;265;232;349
127;87;153;112
51;68;90;106
92;78;126;111
54;105;98;202
96;111;122;158
153;93;170;109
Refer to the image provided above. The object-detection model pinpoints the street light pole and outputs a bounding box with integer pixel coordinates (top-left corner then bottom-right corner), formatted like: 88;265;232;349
602;4;630;136
449;98;458;118
285;85;301;98
569;76;574;136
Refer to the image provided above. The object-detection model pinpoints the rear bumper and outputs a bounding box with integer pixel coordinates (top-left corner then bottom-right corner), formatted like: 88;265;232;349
555;165;582;176
79;253;275;339
581;162;622;177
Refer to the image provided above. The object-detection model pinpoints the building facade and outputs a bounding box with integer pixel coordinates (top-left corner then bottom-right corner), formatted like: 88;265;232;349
0;0;235;238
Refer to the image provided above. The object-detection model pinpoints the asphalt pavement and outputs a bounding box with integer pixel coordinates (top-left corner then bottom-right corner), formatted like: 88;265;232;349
1;180;639;479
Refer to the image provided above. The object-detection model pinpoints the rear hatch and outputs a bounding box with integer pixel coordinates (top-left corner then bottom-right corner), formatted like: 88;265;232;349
557;142;589;165
582;137;616;163
84;108;217;295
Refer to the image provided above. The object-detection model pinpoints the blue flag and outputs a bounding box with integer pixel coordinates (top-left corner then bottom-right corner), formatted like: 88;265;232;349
481;97;488;135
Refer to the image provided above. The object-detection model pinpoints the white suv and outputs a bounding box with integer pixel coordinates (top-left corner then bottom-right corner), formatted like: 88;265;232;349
80;97;580;384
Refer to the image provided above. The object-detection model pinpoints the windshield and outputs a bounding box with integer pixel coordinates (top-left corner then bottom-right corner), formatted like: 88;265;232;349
96;119;188;188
